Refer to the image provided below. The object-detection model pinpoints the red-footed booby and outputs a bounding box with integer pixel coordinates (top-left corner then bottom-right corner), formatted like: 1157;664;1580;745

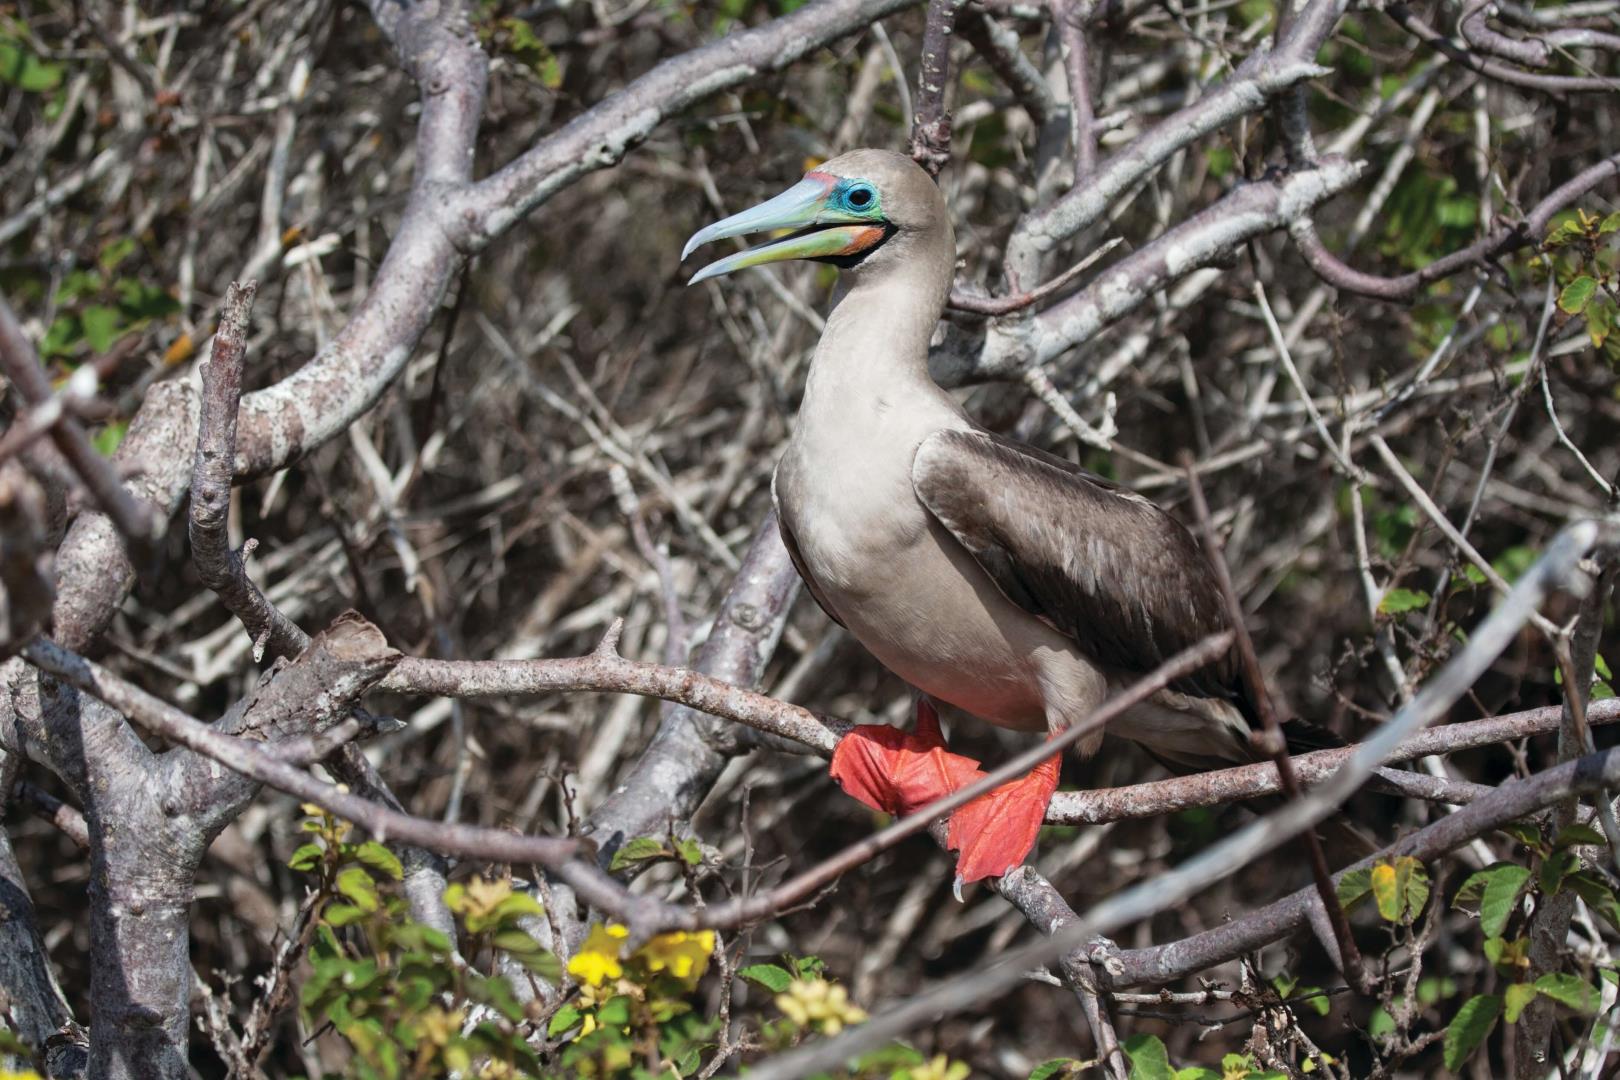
683;149;1290;891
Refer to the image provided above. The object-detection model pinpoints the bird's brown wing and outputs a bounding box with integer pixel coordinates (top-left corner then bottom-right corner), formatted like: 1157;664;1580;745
911;429;1240;702
772;465;846;629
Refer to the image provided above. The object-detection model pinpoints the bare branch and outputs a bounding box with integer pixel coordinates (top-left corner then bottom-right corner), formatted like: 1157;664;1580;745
1291;151;1620;301
190;281;310;663
910;0;968;176
1387;1;1620;92
452;0;922;245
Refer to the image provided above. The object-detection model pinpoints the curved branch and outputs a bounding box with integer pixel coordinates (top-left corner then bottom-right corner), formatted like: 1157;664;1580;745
1387;2;1620;93
451;0;921;246
1291;151;1620;302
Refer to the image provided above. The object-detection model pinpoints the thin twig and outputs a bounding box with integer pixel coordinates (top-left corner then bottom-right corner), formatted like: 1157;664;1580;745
1181;455;1376;996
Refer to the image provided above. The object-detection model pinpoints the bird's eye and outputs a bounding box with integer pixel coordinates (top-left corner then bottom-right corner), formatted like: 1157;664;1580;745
848;185;874;208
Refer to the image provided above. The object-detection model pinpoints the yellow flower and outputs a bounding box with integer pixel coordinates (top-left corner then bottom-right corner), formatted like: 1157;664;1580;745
635;930;716;983
906;1054;970;1080
567;923;629;986
416;1005;464;1047
773;977;868;1034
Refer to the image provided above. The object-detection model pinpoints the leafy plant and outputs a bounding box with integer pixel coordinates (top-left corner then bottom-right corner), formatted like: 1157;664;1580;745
1537;208;1620;363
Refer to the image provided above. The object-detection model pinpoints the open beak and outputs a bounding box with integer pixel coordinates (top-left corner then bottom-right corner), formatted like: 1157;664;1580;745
682;173;885;285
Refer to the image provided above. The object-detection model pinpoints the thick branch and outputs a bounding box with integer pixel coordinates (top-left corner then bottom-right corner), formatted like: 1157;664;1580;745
935;159;1364;383
453;0;920;244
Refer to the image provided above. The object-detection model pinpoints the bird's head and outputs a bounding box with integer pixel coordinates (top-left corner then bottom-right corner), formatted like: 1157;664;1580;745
681;149;951;286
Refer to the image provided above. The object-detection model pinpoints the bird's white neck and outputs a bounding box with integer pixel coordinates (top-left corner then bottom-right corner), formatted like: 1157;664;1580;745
798;261;956;427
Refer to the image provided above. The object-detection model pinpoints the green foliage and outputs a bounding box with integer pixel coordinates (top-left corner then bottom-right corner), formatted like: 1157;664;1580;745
605;834;704;872
1272;973;1330;1018
1338;855;1429;922
1444;994;1502;1071
0;34;63;92
292;806;556;1078
739;962;795;993
1537;208;1620;362
1454;863;1531;937
37;253;180;361
1377;587;1430;616
1124;1034;1173;1080
492;17;562;88
1118;1035;1291;1080
1380;168;1479;274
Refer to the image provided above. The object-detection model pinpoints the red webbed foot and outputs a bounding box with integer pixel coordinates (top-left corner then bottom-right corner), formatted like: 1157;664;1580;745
946;749;1061;893
829;699;981;816
829;700;1062;895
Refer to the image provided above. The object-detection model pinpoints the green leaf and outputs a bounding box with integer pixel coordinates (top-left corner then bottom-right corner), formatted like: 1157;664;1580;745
490;891;545;924
1294;985;1331;1016
1484;935;1530;974
1533;973;1601;1013
1370;857;1426;921
81;305;123;353
548;1004;583;1037
288;843;324;871
1417;975;1457;1004
323;902;366;927
499;17;562;88
0;38;64;92
1504;983;1538;1023
1597;655;1613;680
607;836;670;872
1378;587;1431;615
1497;820;1542;848
1455;863;1531;937
1540;849;1580;896
1560;275;1599;316
352;840;403;881
517;947;563;982
1591;295;1616;348
336;866;380;913
1337;866;1373;908
1546;217;1586;247
1028;1060;1082;1080
99;237;137;273
1172;1070;1220;1080
1372;862;1402;920
91;420;127;456
1124;1034;1173;1080
596;995;631;1027
1554;824;1607;848
1600;211;1620;236
738;964;793;993
674;837;704;866
1443;994;1503;1071
1569;871;1620;930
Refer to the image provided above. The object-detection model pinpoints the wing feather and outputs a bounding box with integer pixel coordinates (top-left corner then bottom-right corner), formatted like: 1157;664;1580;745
912;429;1241;701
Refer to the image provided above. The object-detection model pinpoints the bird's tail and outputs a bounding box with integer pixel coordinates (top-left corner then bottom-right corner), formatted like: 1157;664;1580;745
1119;691;1381;864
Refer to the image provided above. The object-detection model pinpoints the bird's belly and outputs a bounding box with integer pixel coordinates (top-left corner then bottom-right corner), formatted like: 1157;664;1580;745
805;515;1057;731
